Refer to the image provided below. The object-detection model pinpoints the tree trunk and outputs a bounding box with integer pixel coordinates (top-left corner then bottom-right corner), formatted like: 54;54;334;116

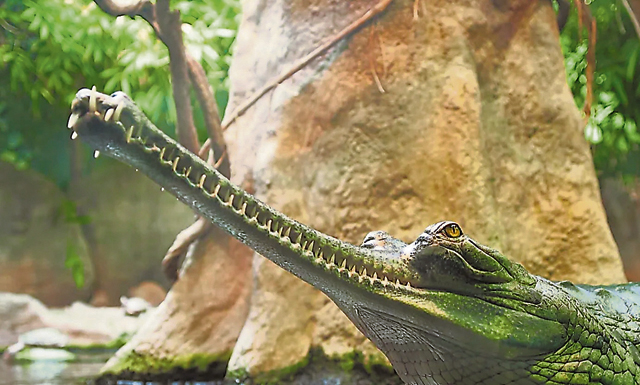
223;0;625;381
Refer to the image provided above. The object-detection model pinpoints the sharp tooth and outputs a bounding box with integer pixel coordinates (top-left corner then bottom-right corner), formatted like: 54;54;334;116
160;147;166;160
283;227;291;238
70;131;78;140
372;272;378;281
307;241;314;252
241;202;247;215
266;219;273;231
383;276;389;286
93;150;100;158
318;251;324;260
185;167;192;178
198;174;206;188
329;254;335;265
279;227;285;237
228;194;235;206
212;184;220;197
114;100;125;121
172;157;180;172
126;126;134;143
361;267;367;277
406;282;411;289
340;259;347;269
89;86;97;112
104;108;114;122
67;113;79;129
396;279;401;287
294;233;302;244
350;266;357;277
302;241;308;250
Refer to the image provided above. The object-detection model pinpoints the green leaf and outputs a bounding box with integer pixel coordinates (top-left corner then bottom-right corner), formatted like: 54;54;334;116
65;241;85;289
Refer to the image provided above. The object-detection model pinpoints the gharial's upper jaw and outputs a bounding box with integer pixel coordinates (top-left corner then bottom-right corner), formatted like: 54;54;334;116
67;86;131;131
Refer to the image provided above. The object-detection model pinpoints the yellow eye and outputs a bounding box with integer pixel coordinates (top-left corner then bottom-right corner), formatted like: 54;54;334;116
443;224;462;238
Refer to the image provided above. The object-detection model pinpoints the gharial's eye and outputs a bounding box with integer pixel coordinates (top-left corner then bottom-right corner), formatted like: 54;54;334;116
442;223;462;238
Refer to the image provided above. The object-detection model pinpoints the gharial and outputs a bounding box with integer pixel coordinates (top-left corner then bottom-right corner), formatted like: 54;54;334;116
67;88;640;385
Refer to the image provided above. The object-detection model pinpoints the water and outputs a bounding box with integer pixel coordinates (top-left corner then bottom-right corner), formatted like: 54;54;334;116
0;351;110;385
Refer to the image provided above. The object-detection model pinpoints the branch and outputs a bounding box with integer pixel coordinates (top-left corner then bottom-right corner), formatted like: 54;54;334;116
155;0;200;154
186;55;230;178
221;0;394;129
622;0;640;40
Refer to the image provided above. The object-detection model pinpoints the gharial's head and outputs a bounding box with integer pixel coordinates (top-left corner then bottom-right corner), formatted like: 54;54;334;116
394;221;542;306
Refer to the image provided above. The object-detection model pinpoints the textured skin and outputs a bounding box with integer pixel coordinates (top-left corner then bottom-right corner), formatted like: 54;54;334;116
68;90;640;385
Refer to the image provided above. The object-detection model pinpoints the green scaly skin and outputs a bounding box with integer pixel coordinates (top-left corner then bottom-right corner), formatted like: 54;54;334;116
68;88;640;385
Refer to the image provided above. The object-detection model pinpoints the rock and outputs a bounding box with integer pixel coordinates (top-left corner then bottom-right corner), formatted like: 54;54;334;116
45;301;150;347
0;292;49;347
101;227;252;378
223;0;625;379
19;328;68;347
128;281;166;307
0;161;190;307
119;296;151;316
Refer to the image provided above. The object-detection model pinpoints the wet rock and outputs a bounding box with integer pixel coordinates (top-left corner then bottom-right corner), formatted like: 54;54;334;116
14;347;76;363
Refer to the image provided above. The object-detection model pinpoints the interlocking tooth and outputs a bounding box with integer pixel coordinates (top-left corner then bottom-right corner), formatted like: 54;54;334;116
93;150;100;158
160;147;166;160
172;157;180;172
383;276;389;286
266;219;273;231
340;259;347;270
70;131;78;140
184;167;191;178
294;233;302;244
329;254;335;265
406;282;411;289
198;174;206;188
89;86;97;112
67;113;79;129
372;272;378;281
318;251;324;261
396;279;401;287
241;202;248;215
113;100;125;121
104;108;114;122
228;194;235;206
126;126;134;143
350;266;357;277
283;227;291;238
361;267;367;277
307;241;314;252
212;184;220;197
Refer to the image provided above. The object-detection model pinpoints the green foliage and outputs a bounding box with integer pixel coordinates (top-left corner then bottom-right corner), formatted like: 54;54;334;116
58;199;91;288
65;240;85;289
0;0;240;182
561;1;640;177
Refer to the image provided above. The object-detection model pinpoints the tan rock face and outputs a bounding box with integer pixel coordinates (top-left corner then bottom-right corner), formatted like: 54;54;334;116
225;0;625;377
102;227;252;374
